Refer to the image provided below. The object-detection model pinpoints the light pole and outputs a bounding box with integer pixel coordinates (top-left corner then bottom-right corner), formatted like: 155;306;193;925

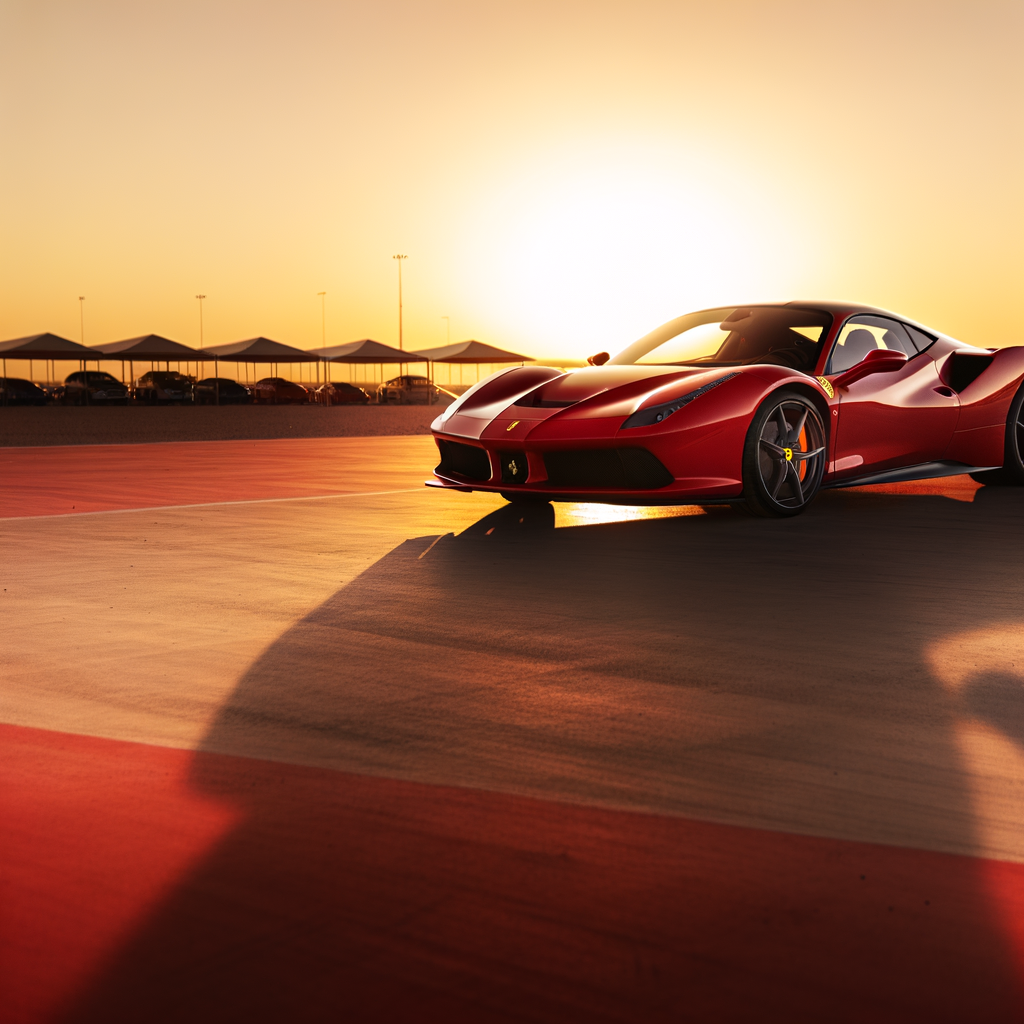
77;296;88;402
392;255;407;350
196;295;211;403
195;295;206;348
317;291;326;387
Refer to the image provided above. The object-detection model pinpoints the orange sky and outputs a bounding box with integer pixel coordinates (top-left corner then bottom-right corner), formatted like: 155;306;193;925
1;0;1021;361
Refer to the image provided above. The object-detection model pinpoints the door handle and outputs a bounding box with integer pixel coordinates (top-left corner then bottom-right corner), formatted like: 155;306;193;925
934;386;956;398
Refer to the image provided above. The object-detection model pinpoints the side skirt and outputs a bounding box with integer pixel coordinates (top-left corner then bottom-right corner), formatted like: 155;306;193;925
823;460;1000;489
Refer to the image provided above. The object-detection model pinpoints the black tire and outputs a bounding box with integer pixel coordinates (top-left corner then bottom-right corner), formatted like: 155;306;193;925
970;384;1024;486
742;390;827;517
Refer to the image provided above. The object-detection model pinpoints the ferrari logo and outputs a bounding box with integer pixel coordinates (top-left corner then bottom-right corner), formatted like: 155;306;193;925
816;376;835;399
508;459;519;476
507;420;520;431
783;447;793;461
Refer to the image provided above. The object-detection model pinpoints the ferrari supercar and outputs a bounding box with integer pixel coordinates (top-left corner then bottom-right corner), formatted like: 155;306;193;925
428;302;1024;517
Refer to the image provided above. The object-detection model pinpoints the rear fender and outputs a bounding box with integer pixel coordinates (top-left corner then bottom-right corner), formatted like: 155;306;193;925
947;346;1024;431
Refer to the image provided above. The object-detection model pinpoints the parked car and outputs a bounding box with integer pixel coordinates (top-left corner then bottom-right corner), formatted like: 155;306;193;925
376;375;442;405
60;371;130;405
0;377;48;406
252;377;310;405
132;370;194;405
193;377;252;405
314;381;370;405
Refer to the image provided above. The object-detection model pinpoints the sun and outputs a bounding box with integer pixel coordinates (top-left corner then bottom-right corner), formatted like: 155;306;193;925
455;139;813;360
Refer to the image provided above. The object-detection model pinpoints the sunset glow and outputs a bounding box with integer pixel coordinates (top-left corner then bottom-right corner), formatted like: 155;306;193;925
1;0;1021;360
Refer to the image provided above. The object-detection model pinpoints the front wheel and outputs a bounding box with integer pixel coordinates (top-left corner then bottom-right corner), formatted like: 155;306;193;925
970;384;1024;486
742;390;827;518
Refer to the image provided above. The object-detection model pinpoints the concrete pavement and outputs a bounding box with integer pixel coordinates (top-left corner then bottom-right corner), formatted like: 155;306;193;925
3;435;1024;1022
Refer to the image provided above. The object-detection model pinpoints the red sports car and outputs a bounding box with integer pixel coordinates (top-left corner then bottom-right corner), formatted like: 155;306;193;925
428;302;1024;517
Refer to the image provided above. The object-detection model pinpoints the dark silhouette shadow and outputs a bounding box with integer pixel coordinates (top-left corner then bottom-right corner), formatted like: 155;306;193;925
61;486;1024;1022
963;672;1024;750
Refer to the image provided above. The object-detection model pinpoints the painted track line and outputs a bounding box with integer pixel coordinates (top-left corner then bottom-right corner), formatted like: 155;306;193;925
0;434;433;453
0;487;425;522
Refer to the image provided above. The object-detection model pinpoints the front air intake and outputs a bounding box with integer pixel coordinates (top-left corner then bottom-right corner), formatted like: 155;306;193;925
543;448;673;489
436;440;492;482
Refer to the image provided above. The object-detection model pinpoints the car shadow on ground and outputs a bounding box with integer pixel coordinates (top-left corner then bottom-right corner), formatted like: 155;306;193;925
62;486;1024;1023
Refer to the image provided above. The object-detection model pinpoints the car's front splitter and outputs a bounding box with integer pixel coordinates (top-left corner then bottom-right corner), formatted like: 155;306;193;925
425;473;742;506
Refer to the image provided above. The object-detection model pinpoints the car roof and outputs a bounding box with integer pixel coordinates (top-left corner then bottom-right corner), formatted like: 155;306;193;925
782;300;906;317
681;300;904;318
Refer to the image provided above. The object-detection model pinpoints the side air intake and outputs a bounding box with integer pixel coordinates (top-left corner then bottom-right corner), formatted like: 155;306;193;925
946;352;994;393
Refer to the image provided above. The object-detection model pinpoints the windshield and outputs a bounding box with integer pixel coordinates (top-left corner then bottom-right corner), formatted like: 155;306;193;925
150;372;187;383
610;306;833;372
71;372;121;384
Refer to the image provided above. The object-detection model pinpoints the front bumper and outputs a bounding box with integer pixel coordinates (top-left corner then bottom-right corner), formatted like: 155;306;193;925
429;434;744;505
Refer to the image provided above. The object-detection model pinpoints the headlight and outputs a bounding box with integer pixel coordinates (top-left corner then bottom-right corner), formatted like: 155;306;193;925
621;372;738;429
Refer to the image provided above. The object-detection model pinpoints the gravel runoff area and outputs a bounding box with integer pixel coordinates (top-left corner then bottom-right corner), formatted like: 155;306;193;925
0;404;450;447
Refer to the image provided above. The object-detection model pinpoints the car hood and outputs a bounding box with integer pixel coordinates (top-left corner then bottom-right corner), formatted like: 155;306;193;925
434;364;737;441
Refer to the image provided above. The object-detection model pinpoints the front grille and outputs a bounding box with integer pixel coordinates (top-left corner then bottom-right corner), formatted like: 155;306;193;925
436;439;492;482
499;450;528;484
543;447;673;490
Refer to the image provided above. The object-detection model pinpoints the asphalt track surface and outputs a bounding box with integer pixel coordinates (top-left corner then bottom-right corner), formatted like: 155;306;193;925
3;436;1024;1022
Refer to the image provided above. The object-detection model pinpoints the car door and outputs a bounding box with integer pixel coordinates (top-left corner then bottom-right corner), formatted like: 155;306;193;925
827;315;960;478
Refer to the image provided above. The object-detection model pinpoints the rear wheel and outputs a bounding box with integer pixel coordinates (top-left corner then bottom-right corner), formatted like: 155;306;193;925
970;385;1024;486
742;390;827;517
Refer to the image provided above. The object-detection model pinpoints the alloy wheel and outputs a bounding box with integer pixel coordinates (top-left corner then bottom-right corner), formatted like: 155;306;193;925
748;396;827;515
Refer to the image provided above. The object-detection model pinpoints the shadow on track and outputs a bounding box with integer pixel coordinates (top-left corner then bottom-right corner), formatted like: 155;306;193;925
62;486;1024;1023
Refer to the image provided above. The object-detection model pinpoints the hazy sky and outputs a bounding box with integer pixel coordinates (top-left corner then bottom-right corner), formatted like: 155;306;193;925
1;0;1021;359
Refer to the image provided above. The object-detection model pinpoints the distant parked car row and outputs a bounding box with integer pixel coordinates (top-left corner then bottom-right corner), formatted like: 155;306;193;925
0;378;49;405
0;372;450;406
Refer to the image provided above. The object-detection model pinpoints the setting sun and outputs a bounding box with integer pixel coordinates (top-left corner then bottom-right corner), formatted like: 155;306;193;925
453;140;814;359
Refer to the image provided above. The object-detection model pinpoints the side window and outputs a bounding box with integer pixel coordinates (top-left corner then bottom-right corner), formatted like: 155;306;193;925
828;316;915;374
903;323;937;353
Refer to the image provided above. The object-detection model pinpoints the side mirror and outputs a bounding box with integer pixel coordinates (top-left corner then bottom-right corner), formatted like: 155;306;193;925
587;351;610;366
832;348;908;388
